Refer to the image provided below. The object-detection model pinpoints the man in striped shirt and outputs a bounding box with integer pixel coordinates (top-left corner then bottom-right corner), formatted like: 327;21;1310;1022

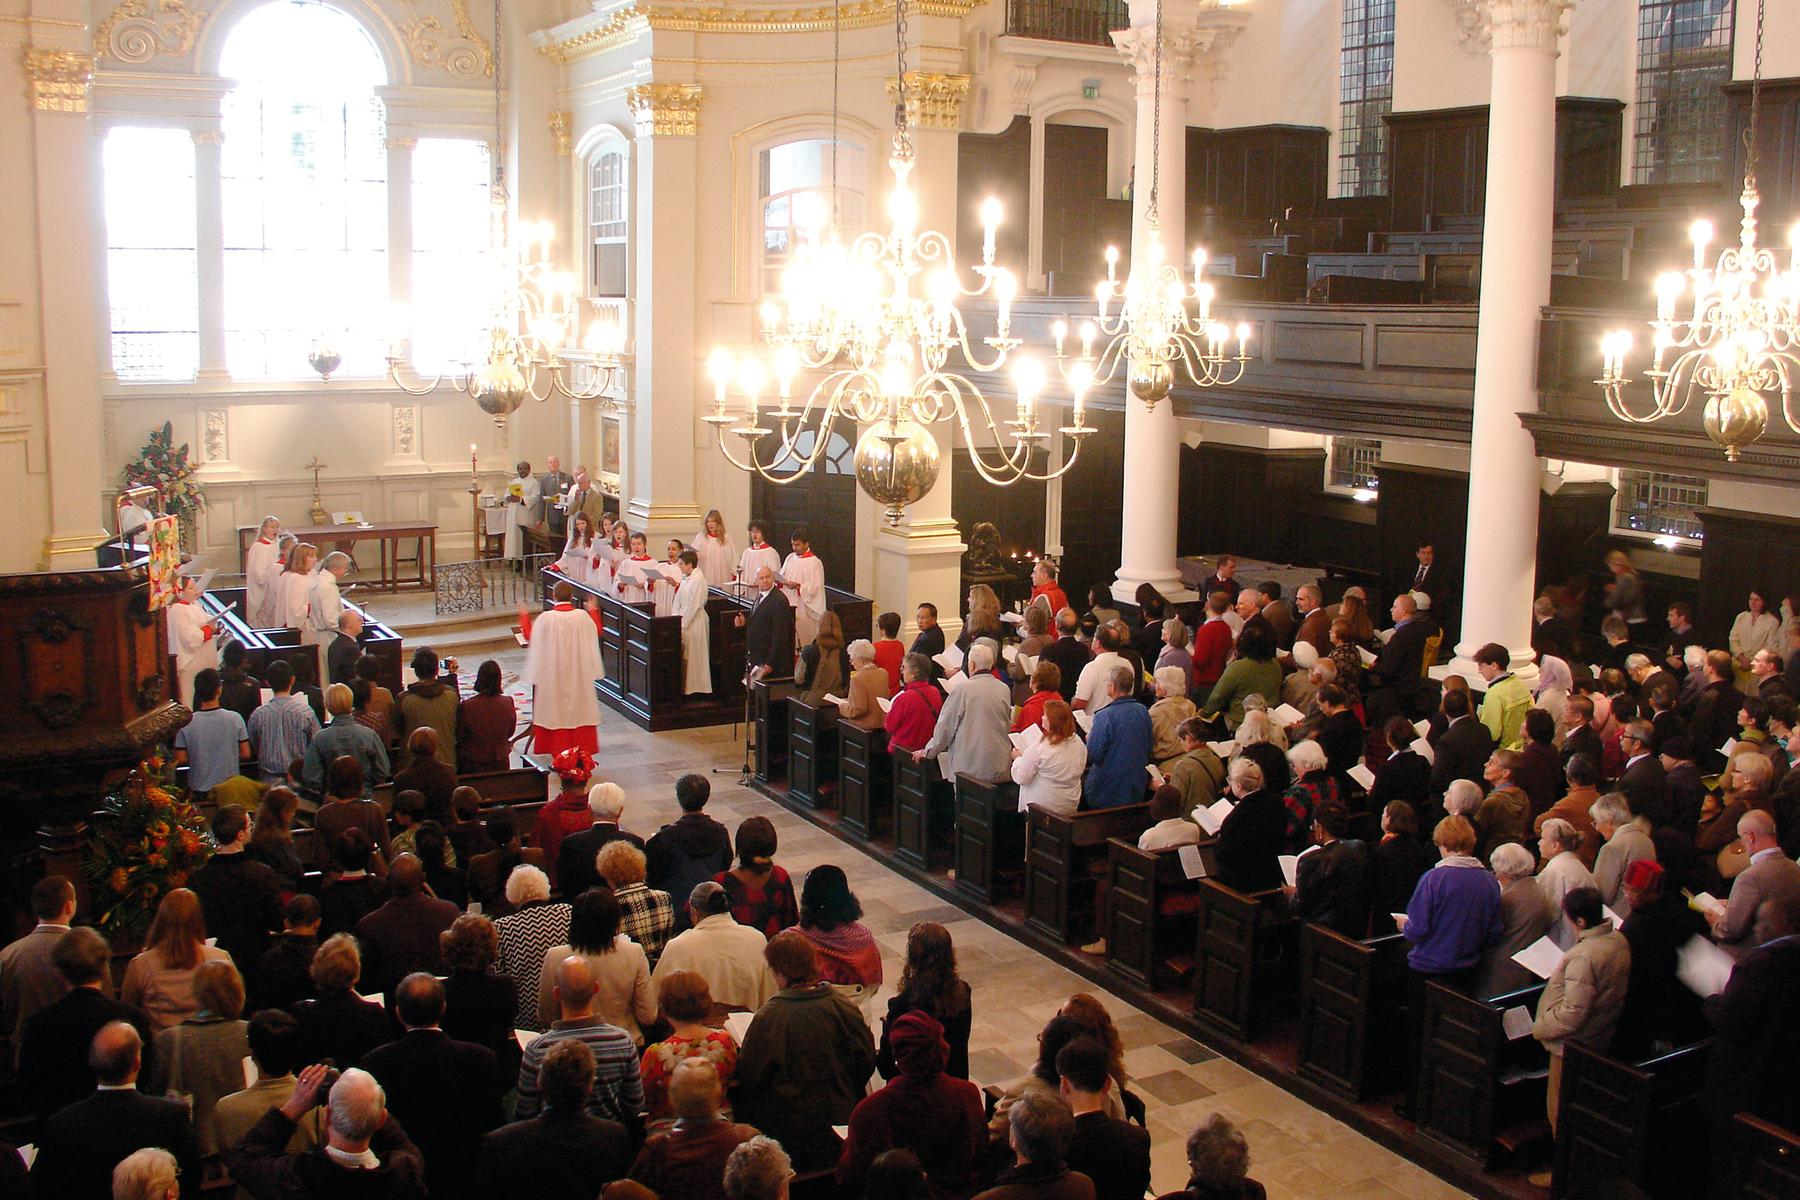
515;954;643;1131
246;659;320;787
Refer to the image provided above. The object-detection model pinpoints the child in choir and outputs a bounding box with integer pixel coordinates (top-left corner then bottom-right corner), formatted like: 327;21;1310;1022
167;573;219;708
617;532;657;606
693;508;737;587
652;538;685;617
780;526;826;647
557;511;600;588
674;549;712;695
245;514;283;627
279;542;320;631
738;518;782;584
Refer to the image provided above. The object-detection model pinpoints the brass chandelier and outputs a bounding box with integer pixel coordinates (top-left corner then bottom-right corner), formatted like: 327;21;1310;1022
1596;0;1799;463
703;0;1095;525
1051;0;1250;412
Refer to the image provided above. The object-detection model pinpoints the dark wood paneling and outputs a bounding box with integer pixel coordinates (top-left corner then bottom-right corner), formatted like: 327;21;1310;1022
1536;481;1614;601
1179;443;1326;566
1696;507;1800;649
1375;461;1469;626
951;450;1047;570
957;115;1031;278
750;429;858;592
1057;408;1124;607
1725;77;1800;228
1556;98;1625;202
1041;123;1110;281
1186;124;1330;233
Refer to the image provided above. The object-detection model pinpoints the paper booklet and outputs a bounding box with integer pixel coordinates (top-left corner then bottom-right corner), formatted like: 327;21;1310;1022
1501;1005;1534;1041
943;671;967;694
1009;723;1044;752
1000;612;1024;625
655;561;683;582
1389;912;1409;928
1510;935;1565;980
1675;934;1735;998
1178;843;1209;880
1017;654;1038;675
1002;644;1019;662
1413;719;1432;738
724;1011;755;1044
1347;763;1376;790
934;645;965;672
1375;627;1395;644
1272;703;1307;727
1278;854;1299;889
1410;737;1435;765
514;1029;542;1051
876;695;894;714
1194;797;1235;836
1685;889;1726;918
822;693;851;710
1146;763;1165;786
1074;709;1094;735
1357;646;1378;667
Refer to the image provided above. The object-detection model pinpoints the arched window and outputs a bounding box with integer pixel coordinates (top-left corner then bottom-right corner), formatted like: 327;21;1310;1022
588;147;628;298
219;0;388;378
758;138;864;289
411;138;495;374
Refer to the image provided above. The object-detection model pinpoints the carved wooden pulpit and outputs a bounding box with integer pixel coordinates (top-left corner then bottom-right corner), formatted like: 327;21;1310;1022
0;564;188;911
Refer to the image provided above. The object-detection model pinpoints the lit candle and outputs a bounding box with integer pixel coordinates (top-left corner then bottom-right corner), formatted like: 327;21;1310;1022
1655;272;1683;323
995;271;1017;339
1079;322;1096;361
1236;322;1250;356
1052;320;1067;357
980;197;1003;264
1069;360;1092;427
707;348;734;416
1690;219;1712;269
1104;246;1119;283
1192;246;1207;286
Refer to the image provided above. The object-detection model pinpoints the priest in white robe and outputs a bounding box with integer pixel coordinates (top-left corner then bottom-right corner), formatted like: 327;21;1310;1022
693;510;737;588
780;528;826;648
244;515;283;627
674;549;712;695
166;574;219;709
737;519;781;587
502;460;542;564
520;580;604;755
304;551;351;685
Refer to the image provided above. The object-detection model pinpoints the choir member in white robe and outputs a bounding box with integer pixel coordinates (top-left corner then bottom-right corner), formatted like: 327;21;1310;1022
304;552;351;685
278;543;321;631
166;574;219;709
780;529;827;648
556;511;602;588
244;515;283;627
651;539;685;618
693;510;738;588
737;520;782;587
520;580;604;755
674;550;712;695
502;461;542;563
616;534;657;606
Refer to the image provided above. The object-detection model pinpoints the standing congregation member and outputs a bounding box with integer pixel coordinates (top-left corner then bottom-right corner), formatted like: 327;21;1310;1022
885;653;943;754
522;581;604;755
1;876;83;1063
539;456;573;539
245;515;283;628
18;927;147;1125
841;639;892;730
304;552;351;686
645;775;733;927
173;668;251;797
779;527;826;647
1214;759;1286;893
1084;664;1154;809
653;882;778;1012
674;549;712;695
226;1064;426;1200
1474;643;1531;751
477;1039;632;1200
1478;843;1556;997
740;566;795;683
1013;700;1088;818
917;641;1012;784
397;647;459;767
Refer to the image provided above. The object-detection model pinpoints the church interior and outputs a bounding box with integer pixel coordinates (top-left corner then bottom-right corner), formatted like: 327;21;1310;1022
4;0;1800;1196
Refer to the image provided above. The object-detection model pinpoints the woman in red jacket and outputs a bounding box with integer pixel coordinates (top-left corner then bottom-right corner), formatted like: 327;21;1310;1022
883;653;943;753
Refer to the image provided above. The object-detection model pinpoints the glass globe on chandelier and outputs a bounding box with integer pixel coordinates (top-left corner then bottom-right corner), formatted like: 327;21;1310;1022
313;0;625;427
1596;0;1799;463
1049;0;1250;412
703;0;1095;525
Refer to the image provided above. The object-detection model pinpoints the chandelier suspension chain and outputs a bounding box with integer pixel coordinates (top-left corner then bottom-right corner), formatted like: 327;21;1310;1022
492;0;505;195
893;0;910;156
831;0;840;226
1744;0;1762;188
1147;0;1162;226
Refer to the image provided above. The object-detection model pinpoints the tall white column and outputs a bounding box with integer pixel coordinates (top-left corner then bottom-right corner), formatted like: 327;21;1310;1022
1449;0;1574;682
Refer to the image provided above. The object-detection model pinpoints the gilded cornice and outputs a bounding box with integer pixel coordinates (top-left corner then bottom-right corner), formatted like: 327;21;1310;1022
92;0;204;64
539;0;987;65
24;49;95;111
884;70;969;129
626;81;702;135
397;0;495;79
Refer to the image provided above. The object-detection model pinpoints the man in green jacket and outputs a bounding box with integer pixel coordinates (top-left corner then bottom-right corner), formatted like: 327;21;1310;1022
1474;642;1532;751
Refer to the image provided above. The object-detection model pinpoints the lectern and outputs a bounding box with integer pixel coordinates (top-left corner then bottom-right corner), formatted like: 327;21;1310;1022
0;565;188;912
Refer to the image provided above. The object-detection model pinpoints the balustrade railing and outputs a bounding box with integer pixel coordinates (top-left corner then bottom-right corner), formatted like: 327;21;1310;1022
1005;0;1128;45
434;554;555;615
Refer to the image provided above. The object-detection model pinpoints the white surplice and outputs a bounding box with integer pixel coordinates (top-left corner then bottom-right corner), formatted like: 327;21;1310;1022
524;602;604;732
304;571;344;684
278;570;314;630
616;555;657;606
674;567;712;694
166;599;218;708
738;543;781;586
780;551;826;646
693;532;738;589
502;474;542;560
558;535;601;588
245;537;281;627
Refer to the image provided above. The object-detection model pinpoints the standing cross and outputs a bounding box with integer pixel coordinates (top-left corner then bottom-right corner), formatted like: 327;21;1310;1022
305;457;329;524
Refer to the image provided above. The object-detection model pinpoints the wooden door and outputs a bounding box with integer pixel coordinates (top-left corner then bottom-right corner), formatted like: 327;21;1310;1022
750;424;857;592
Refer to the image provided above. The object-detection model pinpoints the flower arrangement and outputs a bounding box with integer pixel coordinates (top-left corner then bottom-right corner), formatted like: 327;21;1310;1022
121;421;206;524
83;756;214;942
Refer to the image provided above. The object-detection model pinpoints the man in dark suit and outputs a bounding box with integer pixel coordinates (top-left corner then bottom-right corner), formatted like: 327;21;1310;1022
361;974;504;1200
1558;695;1603;772
1256;582;1296;650
219;639;264;722
1530;595;1579;665
475;1039;631;1200
1288;801;1370;938
538;456;574;539
353;856;459;1000
1197;554;1243;605
18;928;153;1125
645;774;734;932
739;565;795;681
1613;860;1706;1060
30;1021;199;1200
1369;715;1432;811
1314;685;1366;781
556;785;645;899
190;802;284;969
1659;736;1707;838
1617;721;1671;829
1366;593;1431;723
1428;689;1496;800
1703;892;1800;1135
229;1062;427;1200
1402;540;1448;610
1629;655;1678;707
1057;1037;1149;1200
1689;649;1746;773
1042;608;1092;704
327;609;366;686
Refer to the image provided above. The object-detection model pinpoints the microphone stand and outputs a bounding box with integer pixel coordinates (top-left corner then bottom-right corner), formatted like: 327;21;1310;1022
714;577;757;784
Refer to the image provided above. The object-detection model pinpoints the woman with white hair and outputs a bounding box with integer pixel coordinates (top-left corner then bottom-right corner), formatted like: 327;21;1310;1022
1149;665;1198;769
1162;1113;1264;1200
1478;841;1556;996
839;638;891;731
723;1135;793;1200
1536;819;1596;948
1214;758;1286;892
112;1147;179;1200
1231;705;1291;794
493;863;571;1031
1281;740;1342;855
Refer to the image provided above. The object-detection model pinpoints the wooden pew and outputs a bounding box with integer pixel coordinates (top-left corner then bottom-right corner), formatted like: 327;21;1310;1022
1101;839;1214;990
1191;880;1299;1043
786;696;837;810
1413;980;1549;1169
1296;926;1409;1101
1732;1113;1800;1200
1023;803;1152;943
1551;1038;1712;1200
952;774;1025;904
837;722;890;839
892;754;956;870
753;680;791;786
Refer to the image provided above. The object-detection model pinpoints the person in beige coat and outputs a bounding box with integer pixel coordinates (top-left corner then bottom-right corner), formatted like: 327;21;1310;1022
838;640;892;732
1529;886;1631;1187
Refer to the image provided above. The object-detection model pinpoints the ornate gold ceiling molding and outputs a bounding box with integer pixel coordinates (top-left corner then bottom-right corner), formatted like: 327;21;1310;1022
25;48;95;111
539;0;986;65
884;69;968;129
398;0;495;78
92;0;205;64
626;81;702;136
